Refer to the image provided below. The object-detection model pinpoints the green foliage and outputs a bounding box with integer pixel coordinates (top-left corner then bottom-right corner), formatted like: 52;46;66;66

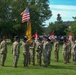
46;22;68;36
56;13;63;23
66;21;76;37
0;0;52;36
72;17;76;21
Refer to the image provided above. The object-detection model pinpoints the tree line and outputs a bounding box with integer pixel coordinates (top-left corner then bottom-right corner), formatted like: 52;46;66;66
0;0;52;39
0;0;76;40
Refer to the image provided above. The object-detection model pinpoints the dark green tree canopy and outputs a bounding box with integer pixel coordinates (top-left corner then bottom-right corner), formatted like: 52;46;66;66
46;22;68;36
0;0;52;37
56;13;63;23
66;21;76;37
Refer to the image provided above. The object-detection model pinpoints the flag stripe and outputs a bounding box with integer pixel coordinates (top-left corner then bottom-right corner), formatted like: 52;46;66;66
21;7;30;23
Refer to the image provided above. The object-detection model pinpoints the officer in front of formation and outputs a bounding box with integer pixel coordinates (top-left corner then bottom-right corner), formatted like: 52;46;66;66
12;36;20;68
0;36;7;66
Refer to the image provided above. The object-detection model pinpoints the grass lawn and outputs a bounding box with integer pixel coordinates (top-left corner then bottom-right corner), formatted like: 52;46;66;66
0;43;76;75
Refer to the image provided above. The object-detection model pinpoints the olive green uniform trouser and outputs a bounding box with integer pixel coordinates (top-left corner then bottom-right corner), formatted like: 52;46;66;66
13;55;19;67
1;53;7;66
54;51;59;62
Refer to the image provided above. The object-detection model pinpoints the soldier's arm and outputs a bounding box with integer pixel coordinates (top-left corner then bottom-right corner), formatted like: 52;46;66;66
11;45;13;54
0;43;2;50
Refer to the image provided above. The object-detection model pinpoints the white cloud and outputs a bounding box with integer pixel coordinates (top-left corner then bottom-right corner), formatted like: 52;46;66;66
49;4;76;11
45;4;76;26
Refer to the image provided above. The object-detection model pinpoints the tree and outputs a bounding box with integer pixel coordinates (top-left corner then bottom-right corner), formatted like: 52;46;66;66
0;0;13;37
56;13;63;23
46;13;67;36
46;22;68;36
10;0;52;35
72;16;76;21
0;0;52;37
66;21;76;37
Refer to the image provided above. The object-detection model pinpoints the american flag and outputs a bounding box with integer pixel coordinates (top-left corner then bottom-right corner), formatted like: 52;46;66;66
21;7;30;23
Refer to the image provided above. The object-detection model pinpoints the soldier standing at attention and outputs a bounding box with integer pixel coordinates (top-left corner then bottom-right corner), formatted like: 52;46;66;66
53;38;59;62
67;39;71;63
71;38;75;61
72;41;76;65
29;37;36;65
22;37;30;67
0;36;7;66
47;38;52;65
71;38;76;65
12;36;20;68
43;36;52;67
36;37;43;66
62;40;68;64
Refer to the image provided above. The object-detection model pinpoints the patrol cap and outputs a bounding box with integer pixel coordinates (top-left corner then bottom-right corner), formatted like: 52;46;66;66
63;39;67;43
43;35;48;39
3;36;7;39
37;36;42;41
23;36;27;41
14;36;19;41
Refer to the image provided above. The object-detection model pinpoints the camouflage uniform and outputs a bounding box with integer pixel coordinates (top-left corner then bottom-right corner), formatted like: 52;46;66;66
71;41;75;61
22;41;30;67
36;39;43;66
12;37;20;68
0;38;7;66
29;40;36;65
53;39;59;62
43;40;52;67
62;41;68;64
71;41;76;64
67;41;71;62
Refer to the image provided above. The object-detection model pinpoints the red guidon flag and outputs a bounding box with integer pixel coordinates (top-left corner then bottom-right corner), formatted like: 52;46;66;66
34;32;38;41
21;7;30;23
49;32;54;40
68;32;72;42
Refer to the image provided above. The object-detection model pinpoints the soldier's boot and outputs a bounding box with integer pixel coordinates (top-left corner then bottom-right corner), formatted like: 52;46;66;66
14;61;17;68
1;59;4;66
67;59;70;63
64;61;67;64
44;63;47;67
23;62;25;67
32;57;35;65
74;62;76;65
1;63;4;66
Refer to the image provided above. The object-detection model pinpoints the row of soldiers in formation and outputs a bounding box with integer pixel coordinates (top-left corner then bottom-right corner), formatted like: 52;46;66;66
0;35;76;68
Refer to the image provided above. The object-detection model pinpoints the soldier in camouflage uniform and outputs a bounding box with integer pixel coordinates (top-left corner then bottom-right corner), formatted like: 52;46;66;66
71;38;76;64
62;40;68;64
71;38;75;61
43;36;52;67
53;38;59;62
73;41;76;65
67;39;71;63
22;37;30;67
12;36;20;68
0;36;7;66
29;37;36;65
36;37;43;66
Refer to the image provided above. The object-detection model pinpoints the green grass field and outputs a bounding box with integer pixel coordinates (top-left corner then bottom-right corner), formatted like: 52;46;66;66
0;43;76;75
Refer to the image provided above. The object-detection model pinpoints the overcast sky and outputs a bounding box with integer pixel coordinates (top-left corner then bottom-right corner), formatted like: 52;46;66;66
45;0;76;26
